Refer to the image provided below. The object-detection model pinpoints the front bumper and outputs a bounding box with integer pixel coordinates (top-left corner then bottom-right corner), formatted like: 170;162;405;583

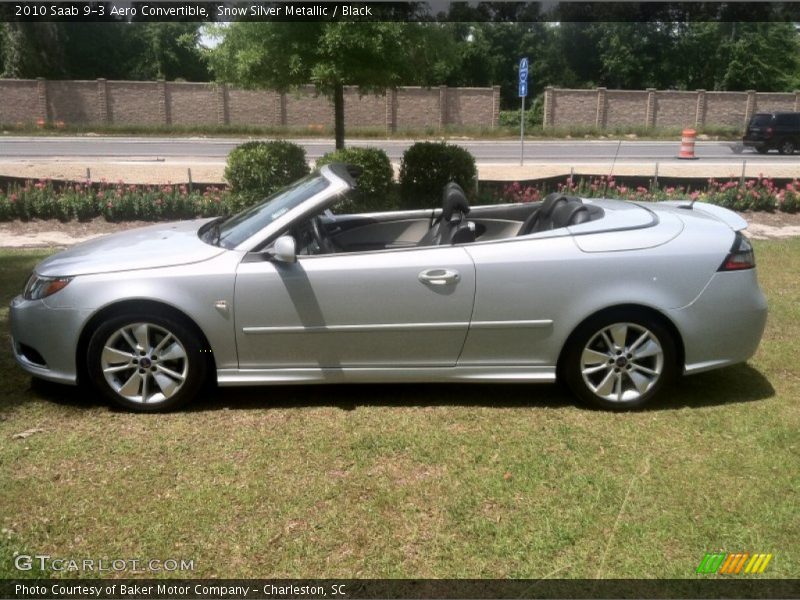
9;295;86;385
668;269;768;375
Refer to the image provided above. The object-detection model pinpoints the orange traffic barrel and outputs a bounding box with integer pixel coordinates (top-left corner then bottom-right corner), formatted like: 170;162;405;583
678;128;699;159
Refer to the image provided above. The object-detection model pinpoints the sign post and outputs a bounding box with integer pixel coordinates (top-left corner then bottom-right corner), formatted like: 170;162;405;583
519;57;528;166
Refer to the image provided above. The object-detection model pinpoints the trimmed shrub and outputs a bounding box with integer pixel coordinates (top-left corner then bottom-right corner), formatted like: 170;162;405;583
316;147;395;212
399;142;477;209
224;140;310;199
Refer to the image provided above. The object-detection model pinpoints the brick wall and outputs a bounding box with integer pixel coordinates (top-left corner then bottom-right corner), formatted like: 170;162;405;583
544;86;800;129
0;79;500;130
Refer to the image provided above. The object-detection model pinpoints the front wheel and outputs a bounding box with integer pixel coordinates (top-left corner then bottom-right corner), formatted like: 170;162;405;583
87;313;207;412
562;312;677;410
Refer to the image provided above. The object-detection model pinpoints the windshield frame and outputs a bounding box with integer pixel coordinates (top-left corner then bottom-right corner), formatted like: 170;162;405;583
220;164;352;253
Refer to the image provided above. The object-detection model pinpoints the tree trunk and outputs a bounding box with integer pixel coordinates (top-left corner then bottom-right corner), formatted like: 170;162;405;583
334;82;345;150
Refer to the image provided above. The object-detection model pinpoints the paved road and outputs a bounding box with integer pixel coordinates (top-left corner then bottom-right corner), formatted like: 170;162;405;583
0;135;788;163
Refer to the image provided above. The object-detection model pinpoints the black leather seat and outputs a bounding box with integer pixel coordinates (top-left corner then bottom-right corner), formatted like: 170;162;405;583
518;193;589;235
418;182;474;246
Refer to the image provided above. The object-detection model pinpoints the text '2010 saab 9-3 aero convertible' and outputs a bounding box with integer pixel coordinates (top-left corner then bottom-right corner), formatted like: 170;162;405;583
10;163;767;412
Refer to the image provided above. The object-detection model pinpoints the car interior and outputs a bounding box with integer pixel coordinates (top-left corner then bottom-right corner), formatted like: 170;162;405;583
293;185;605;255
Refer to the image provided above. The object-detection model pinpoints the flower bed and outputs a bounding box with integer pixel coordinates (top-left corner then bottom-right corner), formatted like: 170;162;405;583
0;175;798;223
501;175;800;213
0;180;235;222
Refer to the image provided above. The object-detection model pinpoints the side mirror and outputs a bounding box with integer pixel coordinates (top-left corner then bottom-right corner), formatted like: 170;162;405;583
271;235;297;264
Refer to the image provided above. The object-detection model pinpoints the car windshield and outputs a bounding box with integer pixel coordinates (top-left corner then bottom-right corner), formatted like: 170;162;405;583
214;174;330;249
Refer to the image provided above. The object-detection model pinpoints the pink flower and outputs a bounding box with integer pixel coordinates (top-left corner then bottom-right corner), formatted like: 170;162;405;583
97;191;105;199
106;202;113;208
9;194;17;202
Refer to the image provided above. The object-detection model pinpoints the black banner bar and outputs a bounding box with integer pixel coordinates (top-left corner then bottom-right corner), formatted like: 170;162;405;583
3;2;800;23
2;579;800;599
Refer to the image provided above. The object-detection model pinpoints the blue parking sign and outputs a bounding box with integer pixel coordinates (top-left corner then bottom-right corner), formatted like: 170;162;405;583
519;57;528;97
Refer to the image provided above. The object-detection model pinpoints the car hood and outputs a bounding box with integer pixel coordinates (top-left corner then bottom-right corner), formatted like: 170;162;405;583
36;219;226;277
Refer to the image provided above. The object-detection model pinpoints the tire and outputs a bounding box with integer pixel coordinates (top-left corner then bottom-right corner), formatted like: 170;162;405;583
756;146;769;155
779;139;796;155
87;312;207;412
562;310;677;410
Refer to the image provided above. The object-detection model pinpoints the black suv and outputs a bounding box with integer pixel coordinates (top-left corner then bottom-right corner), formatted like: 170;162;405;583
743;112;800;154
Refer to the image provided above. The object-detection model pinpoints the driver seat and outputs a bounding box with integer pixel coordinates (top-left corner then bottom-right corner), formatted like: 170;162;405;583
417;183;474;246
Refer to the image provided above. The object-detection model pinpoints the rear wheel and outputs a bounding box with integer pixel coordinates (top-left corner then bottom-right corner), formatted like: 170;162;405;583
87;313;207;412
562;311;677;410
779;139;796;155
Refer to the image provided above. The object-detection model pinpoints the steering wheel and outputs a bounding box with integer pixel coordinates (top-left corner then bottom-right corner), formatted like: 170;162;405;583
309;216;336;254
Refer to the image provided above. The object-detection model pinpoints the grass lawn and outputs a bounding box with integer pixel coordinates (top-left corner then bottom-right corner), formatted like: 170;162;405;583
0;240;797;580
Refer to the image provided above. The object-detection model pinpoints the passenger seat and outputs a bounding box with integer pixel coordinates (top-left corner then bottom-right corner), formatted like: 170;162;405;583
517;193;589;235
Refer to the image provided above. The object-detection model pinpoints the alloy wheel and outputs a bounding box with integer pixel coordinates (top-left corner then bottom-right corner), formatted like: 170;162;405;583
580;322;664;403
100;322;189;404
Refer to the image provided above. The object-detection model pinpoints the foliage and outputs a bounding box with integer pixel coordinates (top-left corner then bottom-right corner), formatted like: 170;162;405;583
498;174;800;213
315;147;395;212
498;94;544;129
399;142;478;208
206;22;456;148
0;180;232;222
0;22;209;80
0;173;796;224
224;140;310;198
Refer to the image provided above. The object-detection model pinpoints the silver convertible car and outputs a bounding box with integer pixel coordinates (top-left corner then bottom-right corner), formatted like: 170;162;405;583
10;163;767;411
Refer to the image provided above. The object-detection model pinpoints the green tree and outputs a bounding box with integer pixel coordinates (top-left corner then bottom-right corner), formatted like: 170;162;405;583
0;22;208;81
720;22;800;91
1;23;67;78
207;22;455;149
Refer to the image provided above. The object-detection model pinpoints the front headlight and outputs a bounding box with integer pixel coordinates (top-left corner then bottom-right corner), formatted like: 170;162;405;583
23;274;73;300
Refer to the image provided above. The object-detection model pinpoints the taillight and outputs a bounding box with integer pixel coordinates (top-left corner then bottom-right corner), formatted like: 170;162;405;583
765;127;774;138
719;232;755;271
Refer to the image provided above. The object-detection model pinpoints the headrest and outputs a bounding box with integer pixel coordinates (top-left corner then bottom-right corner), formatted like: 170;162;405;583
442;182;470;222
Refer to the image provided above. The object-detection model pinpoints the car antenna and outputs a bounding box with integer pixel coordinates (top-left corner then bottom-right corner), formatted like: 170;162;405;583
679;192;698;210
608;139;622;187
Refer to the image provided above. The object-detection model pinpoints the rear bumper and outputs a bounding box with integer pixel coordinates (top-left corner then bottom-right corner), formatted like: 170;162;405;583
742;138;771;150
667;269;768;375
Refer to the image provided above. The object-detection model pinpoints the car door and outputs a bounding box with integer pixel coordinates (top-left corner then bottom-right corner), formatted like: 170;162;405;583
233;246;476;369
459;233;584;366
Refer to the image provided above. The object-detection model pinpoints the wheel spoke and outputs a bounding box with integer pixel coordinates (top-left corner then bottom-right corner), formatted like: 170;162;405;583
630;362;659;376
159;341;187;361
102;346;134;364
627;369;652;394
615;373;623;402
594;370;616;396
152;333;173;356
582;363;609;376
155;364;185;383
600;331;616;352
609;324;628;350
582;348;609;366
153;371;180;398
132;324;150;352
627;331;650;354
141;373;150;403
119;372;142;397
632;338;661;360
120;329;139;352
103;364;133;374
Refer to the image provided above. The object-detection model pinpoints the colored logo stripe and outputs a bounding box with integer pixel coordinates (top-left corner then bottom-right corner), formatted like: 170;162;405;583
697;553;773;574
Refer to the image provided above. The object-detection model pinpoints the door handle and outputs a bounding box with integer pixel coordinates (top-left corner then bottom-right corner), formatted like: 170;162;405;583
418;268;460;285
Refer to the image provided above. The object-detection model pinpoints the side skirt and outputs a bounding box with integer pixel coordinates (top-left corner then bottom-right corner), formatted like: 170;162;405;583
217;366;557;386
